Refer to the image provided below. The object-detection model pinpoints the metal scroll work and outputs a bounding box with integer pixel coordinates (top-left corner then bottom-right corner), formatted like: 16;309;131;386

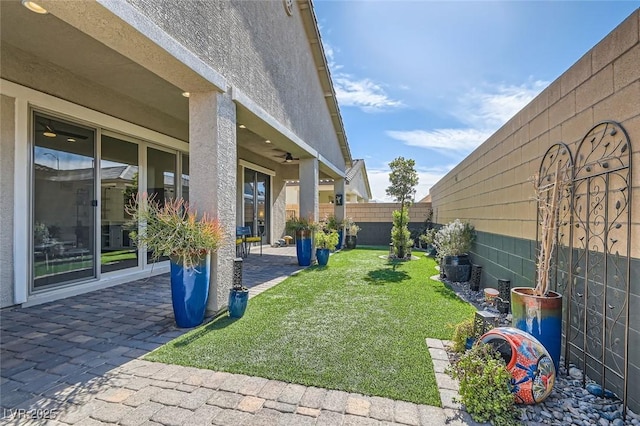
541;121;632;417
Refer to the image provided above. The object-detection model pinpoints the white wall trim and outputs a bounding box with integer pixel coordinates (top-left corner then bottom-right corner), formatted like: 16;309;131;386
23;264;169;308
231;86;318;158
0;80;188;152
238;159;276;177
13;98;29;304
318;154;345;178
1;79;188;306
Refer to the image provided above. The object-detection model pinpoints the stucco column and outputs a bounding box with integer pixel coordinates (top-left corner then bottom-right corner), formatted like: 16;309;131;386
298;158;319;221
334;178;346;246
299;158;319;261
189;91;236;315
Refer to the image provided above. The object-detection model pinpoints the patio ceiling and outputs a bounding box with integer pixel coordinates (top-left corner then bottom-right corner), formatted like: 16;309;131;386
1;0;333;178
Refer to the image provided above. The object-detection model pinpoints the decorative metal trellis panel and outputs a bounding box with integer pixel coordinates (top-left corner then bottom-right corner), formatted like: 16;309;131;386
539;121;632;416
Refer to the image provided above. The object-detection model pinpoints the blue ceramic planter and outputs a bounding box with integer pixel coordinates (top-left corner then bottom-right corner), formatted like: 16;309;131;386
335;230;343;250
296;230;313;266
316;248;330;266
511;287;563;372
170;253;210;328
228;289;249;319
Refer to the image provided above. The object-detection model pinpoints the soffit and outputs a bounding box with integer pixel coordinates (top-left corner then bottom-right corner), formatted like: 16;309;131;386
0;0;188;122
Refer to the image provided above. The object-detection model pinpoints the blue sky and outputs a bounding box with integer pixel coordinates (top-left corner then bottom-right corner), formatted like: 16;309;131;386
313;1;639;202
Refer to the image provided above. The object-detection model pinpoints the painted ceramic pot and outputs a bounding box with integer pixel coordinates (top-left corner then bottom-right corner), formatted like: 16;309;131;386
510;287;562;372
479;327;556;404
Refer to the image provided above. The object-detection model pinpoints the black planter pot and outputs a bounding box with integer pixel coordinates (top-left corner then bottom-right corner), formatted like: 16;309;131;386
345;235;357;249
442;254;471;282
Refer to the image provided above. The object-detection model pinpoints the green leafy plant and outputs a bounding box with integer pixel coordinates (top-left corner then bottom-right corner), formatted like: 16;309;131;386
344;217;361;236
34;222;50;245
433;219;476;259
323;214;343;231
391;209;412;258
315;230;340;249
448;343;520;426
419;228;437;246
386;157;419;259
451;317;474;353
126;193;225;269
285;216;319;233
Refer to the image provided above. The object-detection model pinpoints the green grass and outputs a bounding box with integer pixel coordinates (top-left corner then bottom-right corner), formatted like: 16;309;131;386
145;247;475;406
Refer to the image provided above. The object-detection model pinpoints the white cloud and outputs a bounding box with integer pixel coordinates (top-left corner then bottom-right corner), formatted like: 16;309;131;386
323;40;401;112
367;165;454;202
455;81;549;128
387;80;548;155
386;128;492;157
334;76;403;112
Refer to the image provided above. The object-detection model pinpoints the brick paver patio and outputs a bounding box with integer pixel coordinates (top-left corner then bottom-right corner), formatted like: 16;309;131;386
0;246;482;425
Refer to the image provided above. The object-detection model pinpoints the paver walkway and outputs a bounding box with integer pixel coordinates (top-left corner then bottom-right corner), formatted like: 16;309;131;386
1;247;483;425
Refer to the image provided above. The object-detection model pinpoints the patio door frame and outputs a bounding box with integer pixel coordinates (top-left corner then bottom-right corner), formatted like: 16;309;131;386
239;160;274;244
4;79;189;306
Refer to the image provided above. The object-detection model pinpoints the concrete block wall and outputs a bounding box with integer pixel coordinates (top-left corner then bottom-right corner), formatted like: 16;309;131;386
429;10;639;412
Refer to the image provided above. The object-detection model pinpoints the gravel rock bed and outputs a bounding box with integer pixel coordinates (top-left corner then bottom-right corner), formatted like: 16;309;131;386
441;277;639;426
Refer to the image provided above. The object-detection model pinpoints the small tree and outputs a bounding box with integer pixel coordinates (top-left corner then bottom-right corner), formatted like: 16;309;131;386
386;157;419;258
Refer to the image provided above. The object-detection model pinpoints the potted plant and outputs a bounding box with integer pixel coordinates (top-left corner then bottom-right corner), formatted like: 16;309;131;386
447;343;520;425
419;228;438;257
286;215;319;266
127;194;225;328
323;214;344;250
344;217;360;249
314;229;339;266
433;219;475;282
511;162;569;371
229;264;249;319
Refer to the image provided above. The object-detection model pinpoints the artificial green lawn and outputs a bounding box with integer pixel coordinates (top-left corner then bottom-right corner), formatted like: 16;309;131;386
145;247;475;406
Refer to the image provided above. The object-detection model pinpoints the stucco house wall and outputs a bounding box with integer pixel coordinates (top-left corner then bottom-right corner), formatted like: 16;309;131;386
429;10;639;412
124;0;345;171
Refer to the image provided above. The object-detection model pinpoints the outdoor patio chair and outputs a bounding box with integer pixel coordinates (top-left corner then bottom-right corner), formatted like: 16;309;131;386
236;226;262;257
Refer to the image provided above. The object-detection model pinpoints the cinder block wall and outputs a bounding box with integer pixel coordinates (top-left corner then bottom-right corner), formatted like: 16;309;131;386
320;202;433;245
429;10;639;412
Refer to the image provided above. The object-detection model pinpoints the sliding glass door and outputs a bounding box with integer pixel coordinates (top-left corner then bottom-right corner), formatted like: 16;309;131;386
243;168;270;242
101;135;139;273
33;113;96;288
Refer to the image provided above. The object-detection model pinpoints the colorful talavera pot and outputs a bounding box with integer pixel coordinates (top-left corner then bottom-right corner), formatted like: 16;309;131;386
479;327;556;404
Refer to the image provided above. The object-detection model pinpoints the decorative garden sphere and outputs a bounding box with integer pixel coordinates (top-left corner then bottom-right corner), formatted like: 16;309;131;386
479;327;556;404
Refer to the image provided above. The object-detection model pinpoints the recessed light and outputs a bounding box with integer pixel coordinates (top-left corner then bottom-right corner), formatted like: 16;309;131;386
265;139;271;144
21;0;48;14
67;138;76;143
239;124;246;129
43;131;56;138
181;92;190;98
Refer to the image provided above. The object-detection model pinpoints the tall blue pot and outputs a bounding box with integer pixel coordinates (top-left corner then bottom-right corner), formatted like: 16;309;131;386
170;253;210;328
228;289;249;319
511;287;563;372
295;230;313;266
335;229;343;250
316;248;330;266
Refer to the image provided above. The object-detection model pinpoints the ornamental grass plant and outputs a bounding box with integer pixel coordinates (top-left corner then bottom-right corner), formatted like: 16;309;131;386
126;193;225;269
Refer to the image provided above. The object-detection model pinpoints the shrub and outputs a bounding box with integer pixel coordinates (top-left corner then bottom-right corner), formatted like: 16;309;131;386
433;219;475;258
391;209;412;258
448;343;520;426
451;317;474;353
315;230;339;249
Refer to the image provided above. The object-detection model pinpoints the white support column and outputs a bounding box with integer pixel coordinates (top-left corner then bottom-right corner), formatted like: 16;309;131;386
299;158;319;261
298;158;319;222
189;91;236;315
334;178;346;247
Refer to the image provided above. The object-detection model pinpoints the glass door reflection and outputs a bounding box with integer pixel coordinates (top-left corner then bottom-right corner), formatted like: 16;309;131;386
33;113;96;288
101;135;139;273
146;147;176;263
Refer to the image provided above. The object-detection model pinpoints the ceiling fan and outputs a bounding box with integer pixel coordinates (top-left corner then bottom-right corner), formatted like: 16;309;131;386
36;119;88;141
280;152;299;163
